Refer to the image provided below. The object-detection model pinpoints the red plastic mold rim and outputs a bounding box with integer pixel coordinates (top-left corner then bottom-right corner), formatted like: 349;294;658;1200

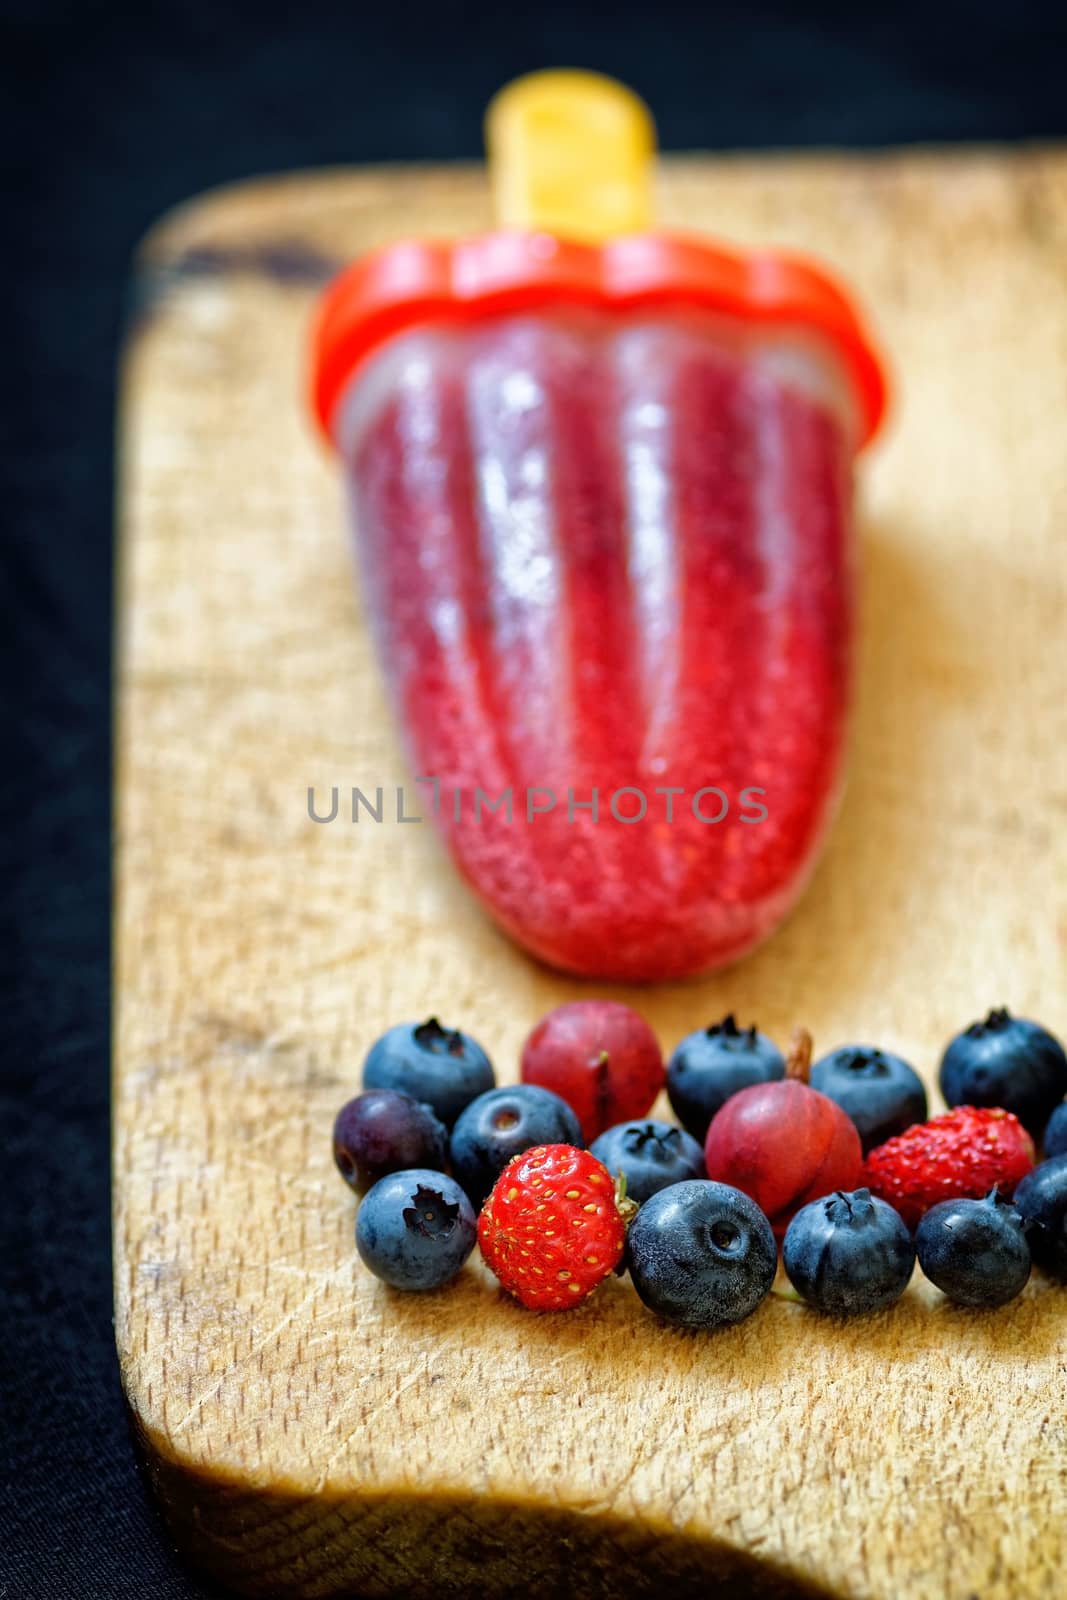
309;230;889;449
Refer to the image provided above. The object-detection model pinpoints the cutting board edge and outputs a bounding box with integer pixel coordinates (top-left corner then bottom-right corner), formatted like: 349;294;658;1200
123;1400;837;1600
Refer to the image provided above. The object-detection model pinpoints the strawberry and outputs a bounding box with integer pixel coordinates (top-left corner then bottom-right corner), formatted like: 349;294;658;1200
864;1106;1035;1229
477;1143;634;1311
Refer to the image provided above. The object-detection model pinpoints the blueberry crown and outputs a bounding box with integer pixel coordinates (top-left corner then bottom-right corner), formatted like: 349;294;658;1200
622;1123;682;1160
836;1046;888;1074
414;1017;467;1056
822;1188;876;1226
982;1185;1024;1224
403;1184;460;1238
706;1013;758;1048
967;1006;1013;1038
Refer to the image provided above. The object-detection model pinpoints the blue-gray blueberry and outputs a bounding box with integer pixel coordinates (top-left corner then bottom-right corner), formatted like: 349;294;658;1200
625;1179;776;1327
590;1118;705;1203
1043;1101;1067;1159
1012;1155;1067;1280
783;1188;914;1316
355;1169;477;1290
449;1084;583;1207
363;1017;495;1127
811;1045;927;1153
939;1009;1067;1139
666;1015;785;1140
915;1190;1030;1307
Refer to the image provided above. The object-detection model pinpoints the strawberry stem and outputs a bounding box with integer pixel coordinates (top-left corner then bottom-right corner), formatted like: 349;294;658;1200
613;1171;639;1225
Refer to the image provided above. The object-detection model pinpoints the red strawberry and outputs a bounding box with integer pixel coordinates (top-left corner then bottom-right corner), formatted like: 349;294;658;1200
477;1144;634;1311
864;1106;1035;1229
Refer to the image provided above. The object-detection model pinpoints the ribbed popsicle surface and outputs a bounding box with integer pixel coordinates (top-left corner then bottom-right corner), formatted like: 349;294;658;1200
344;311;853;978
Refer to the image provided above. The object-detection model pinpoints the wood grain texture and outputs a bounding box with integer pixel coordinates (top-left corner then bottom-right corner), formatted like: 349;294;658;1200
115;151;1067;1600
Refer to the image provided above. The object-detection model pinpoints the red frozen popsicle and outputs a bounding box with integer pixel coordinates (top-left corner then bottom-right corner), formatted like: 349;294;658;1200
310;73;886;980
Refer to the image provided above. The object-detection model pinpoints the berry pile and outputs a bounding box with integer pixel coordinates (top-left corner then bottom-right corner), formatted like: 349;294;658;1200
333;1002;1067;1324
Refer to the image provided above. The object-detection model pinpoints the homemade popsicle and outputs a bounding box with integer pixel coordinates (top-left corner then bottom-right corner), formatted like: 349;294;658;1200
310;72;887;981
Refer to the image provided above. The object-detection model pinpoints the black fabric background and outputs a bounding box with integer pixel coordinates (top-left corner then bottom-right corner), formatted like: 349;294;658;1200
3;3;1066;1595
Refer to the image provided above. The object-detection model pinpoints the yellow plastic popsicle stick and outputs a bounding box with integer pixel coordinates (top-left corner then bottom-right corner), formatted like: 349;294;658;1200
485;69;656;243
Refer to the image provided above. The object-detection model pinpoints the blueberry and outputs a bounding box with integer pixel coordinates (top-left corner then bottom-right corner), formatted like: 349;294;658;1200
450;1084;584;1207
362;1017;495;1127
782;1188;914;1316
625;1180;777;1327
333;1089;447;1195
355;1169;477;1290
810;1045;928;1153
915;1190;1031;1308
1012;1155;1067;1281
591;1119;705;1204
939;1008;1067;1138
1043;1102;1067;1159
666;1015;785;1140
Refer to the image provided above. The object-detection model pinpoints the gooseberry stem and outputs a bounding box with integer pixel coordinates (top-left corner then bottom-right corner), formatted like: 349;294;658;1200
785;1026;813;1084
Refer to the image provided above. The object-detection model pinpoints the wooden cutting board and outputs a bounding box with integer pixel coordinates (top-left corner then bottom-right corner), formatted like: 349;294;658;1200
115;150;1067;1600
